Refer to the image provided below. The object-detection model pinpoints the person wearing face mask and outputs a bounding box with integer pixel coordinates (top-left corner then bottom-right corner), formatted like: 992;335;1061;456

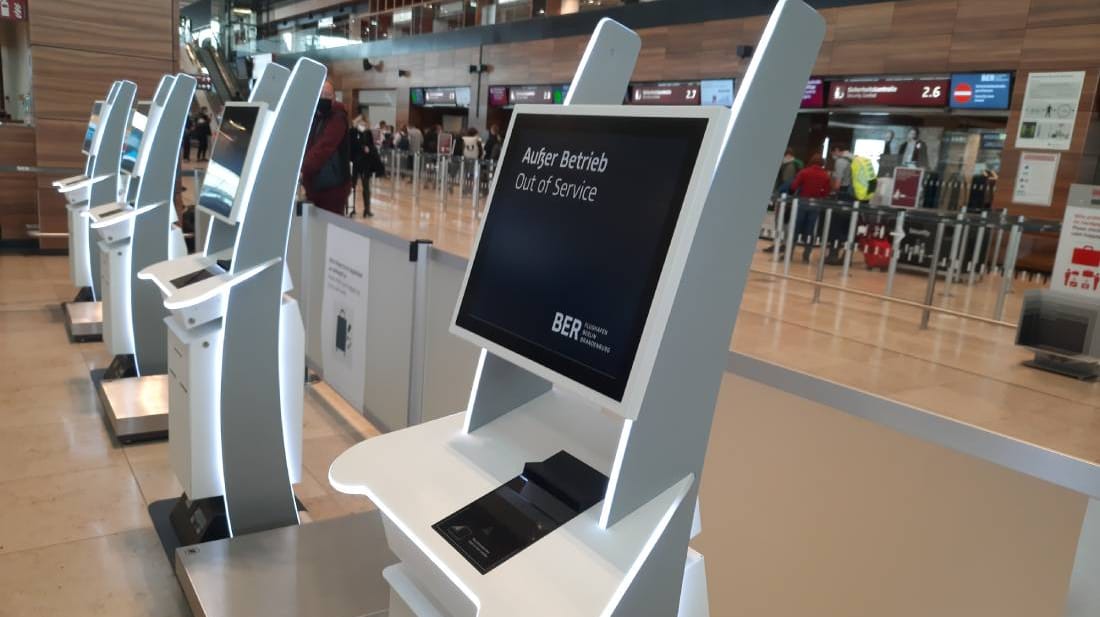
301;80;352;215
350;120;385;217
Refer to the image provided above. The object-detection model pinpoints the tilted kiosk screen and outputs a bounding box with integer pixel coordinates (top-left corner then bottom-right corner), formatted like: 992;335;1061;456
82;102;103;155
198;105;261;220
455;110;710;402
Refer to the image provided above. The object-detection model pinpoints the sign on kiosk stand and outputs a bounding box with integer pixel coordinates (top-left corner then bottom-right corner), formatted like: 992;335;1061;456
1053;185;1100;296
890;167;924;208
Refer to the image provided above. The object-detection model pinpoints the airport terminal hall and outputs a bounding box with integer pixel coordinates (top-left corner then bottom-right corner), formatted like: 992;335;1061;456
5;0;1100;615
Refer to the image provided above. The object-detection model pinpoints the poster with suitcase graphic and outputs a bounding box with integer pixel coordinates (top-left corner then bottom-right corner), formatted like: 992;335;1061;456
1052;185;1100;297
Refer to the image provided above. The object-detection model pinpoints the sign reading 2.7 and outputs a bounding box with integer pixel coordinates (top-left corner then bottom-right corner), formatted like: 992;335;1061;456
0;0;27;21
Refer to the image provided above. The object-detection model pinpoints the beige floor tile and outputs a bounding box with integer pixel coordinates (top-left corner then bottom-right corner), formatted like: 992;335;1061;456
0;528;188;617
128;457;184;506
0;466;150;555
300;491;376;523
302;433;361;489
294;466;332;500
0;380;101;429
0;419;124;483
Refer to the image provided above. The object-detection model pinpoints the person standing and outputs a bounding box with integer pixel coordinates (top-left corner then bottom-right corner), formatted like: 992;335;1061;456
825;143;854;265
790;154;834;263
461;127;483;160
407;124;424;155
181;113;193;162
483;124;503;161
193;107;212;161
301;80;352;216
350;120;384;217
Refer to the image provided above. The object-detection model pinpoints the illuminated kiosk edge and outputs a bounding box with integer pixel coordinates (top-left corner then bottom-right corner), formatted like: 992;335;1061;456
56;80;136;340
138;59;319;542
329;2;824;616
83;73;197;442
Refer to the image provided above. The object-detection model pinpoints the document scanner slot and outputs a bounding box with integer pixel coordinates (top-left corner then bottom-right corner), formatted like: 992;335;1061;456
432;450;608;574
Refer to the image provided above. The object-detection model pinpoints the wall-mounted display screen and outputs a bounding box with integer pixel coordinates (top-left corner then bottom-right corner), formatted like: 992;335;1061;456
455;110;710;401
197;105;261;220
801;78;825;108
630;81;701;105
488;86;509;107
415;86;473;108
82;102;103;155
949;72;1012;110
700;79;734;107
828;76;950;107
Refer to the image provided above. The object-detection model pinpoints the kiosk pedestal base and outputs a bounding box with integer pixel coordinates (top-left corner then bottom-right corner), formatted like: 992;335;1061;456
92;372;169;442
175;510;396;617
1024;353;1100;381
63;300;102;342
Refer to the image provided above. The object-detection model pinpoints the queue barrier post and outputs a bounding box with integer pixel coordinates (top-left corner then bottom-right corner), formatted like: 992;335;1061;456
784;197;798;276
921;219;947;330
812;205;833;304
967;211;988;287
842;200;859;279
993;216;1024;321
774;195;787;264
885;209;905;297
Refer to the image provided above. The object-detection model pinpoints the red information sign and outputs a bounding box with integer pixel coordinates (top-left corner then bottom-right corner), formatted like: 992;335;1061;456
801;78;825;108
890;167;925;208
828;77;949;107
630;82;700;105
952;82;973;105
0;0;27;20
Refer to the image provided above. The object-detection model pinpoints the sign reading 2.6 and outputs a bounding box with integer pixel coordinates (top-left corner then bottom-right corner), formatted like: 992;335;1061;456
921;85;943;99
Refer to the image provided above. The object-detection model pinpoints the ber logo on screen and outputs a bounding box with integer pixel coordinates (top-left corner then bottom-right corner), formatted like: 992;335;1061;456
552;312;582;341
953;83;974;104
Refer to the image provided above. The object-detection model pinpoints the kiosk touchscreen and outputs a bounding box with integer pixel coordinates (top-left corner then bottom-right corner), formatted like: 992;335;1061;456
455;110;714;407
197;103;266;225
81;101;103;156
120;110;147;175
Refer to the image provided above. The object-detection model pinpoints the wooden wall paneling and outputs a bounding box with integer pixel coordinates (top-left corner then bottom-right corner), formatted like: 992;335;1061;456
31;47;172;121
813;41;833;76
948;28;1025;71
0;126;37;166
883;33;951;74
1026;0;1100;29
34;119;90;169
831;2;895;41
28;0;174;60
955;0;1030;32
891;0;958;37
828;37;889;76
0;174;37;240
1019;22;1100;70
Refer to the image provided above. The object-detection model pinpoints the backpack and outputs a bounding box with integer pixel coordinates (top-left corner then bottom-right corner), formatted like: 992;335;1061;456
850;156;877;201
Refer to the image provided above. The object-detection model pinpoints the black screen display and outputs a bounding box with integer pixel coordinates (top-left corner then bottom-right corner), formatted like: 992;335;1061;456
1017;307;1089;356
455;112;710;401
82;102;102;154
198;105;261;219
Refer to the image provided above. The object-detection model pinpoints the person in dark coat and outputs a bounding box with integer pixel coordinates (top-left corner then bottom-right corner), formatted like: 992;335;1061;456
193;108;212;161
350;119;385;217
181;114;193;161
301;80;352;215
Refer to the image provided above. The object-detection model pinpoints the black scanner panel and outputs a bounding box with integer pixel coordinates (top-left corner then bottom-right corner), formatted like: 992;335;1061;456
433;450;608;574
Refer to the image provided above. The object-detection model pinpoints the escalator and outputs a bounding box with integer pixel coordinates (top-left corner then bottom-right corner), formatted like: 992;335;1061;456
181;41;225;116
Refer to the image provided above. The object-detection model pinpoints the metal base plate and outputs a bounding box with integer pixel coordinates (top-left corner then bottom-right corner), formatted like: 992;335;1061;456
93;373;169;443
63;300;102;342
176;511;396;617
1024;354;1100;381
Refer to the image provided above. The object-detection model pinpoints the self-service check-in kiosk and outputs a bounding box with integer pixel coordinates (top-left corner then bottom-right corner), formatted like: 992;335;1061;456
84;74;196;442
54;81;136;341
138;58;321;544
329;2;823;616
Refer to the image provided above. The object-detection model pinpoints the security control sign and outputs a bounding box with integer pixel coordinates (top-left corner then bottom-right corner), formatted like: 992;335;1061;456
949;73;1012;110
456;112;709;401
0;0;27;20
828;77;949;107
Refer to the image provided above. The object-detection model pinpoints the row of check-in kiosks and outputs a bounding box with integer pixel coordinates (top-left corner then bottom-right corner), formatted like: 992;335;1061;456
43;3;826;615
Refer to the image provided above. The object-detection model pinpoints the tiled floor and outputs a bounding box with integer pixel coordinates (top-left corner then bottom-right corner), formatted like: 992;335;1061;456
0;253;379;615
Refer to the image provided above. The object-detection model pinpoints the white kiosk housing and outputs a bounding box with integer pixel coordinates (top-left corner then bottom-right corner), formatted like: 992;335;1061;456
139;58;322;542
85;74;196;441
330;2;824;616
54;81;136;340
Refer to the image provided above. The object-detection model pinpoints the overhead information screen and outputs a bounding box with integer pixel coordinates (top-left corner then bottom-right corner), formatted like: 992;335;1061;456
455;110;710;401
198;105;260;220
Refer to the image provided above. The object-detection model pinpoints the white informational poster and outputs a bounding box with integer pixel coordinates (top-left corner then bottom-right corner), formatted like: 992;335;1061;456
1013;151;1060;207
321;224;370;410
1015;71;1085;151
1052;184;1100;298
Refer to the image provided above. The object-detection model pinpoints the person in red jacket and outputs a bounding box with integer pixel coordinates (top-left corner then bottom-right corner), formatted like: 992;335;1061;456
301;80;352;215
790;153;832;263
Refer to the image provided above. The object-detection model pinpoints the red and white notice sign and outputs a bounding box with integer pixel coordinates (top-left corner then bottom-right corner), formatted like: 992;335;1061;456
0;0;27;21
1052;184;1100;297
